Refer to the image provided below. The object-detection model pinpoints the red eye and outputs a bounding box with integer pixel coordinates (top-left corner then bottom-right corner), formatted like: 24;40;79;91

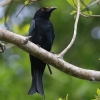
41;8;44;12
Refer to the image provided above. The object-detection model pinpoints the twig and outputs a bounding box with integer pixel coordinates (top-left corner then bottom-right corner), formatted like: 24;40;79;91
16;0;41;17
58;0;80;58
96;0;100;5
80;12;100;18
4;0;14;30
88;0;100;8
16;5;25;17
80;0;89;12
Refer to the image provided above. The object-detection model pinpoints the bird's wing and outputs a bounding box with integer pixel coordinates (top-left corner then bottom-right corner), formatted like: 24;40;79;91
29;20;35;41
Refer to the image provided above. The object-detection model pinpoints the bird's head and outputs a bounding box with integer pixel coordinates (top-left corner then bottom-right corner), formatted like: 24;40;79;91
34;7;57;19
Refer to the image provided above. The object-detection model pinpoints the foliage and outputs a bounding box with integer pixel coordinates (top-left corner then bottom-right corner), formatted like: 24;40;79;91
24;0;31;5
67;0;92;15
92;88;100;100
0;0;100;100
59;94;69;100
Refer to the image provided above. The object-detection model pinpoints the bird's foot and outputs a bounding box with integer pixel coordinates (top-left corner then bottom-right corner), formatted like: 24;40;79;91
0;42;6;53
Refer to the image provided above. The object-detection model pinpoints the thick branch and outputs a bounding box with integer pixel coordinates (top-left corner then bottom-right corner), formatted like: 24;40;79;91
0;28;100;81
58;0;80;58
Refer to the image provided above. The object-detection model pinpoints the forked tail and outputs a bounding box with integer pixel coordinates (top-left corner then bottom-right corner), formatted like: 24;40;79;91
28;70;44;97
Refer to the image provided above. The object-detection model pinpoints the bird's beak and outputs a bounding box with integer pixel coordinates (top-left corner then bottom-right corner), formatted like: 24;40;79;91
47;7;57;12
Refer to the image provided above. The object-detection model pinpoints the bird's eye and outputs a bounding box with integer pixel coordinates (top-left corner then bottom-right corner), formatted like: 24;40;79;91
41;8;45;12
41;8;47;12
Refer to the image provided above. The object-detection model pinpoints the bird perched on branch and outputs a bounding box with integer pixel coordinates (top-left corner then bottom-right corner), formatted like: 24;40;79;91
28;6;56;97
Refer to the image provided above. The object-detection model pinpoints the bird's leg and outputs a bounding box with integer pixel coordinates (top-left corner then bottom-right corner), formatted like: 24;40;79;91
47;64;52;74
0;41;6;53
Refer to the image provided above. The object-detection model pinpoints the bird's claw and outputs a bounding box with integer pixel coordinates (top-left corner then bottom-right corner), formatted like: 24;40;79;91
0;42;6;53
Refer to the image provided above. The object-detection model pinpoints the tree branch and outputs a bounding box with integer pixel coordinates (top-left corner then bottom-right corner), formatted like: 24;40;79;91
88;0;100;8
58;0;80;58
80;12;100;18
0;28;100;81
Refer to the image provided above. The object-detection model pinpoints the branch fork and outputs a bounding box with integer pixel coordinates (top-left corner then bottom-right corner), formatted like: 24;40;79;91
58;0;80;58
0;0;100;82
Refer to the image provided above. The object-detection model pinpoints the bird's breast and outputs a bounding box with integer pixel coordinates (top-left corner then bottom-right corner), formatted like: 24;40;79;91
32;18;54;51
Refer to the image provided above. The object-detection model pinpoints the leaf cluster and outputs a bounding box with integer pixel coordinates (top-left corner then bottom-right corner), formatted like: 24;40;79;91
92;88;100;100
67;0;92;15
59;94;69;100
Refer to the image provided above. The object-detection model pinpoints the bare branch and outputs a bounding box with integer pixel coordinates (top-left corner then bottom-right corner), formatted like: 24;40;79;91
88;0;100;8
16;0;41;17
58;0;80;58
80;12;100;18
4;0;14;30
96;0;100;5
0;28;100;81
16;5;25;17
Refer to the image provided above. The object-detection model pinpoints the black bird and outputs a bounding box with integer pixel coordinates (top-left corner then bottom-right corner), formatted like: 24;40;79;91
28;7;56;97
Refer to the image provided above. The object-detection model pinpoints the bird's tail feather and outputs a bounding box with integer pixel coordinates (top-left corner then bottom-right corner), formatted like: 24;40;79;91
28;70;44;97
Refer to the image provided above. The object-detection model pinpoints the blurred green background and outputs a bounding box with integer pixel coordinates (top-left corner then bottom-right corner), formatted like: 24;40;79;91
0;0;100;100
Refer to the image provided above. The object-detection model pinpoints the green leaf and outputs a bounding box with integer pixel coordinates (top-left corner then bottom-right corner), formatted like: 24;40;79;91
0;18;6;24
80;0;91;10
70;10;77;14
24;0;29;5
66;94;69;100
84;0;91;5
97;88;100;97
82;11;92;15
58;98;63;100
13;24;29;35
80;2;85;10
67;0;76;9
24;0;32;5
13;24;20;34
74;0;77;6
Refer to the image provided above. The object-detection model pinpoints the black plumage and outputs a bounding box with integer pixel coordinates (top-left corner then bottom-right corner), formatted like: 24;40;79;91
28;7;56;97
